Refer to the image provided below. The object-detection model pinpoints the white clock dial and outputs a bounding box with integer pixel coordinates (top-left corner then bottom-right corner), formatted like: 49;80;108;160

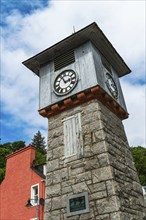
54;70;78;96
105;72;118;99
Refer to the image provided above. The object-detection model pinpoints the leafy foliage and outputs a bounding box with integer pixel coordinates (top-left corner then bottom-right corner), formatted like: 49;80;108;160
130;146;146;185
31;131;47;165
0;168;6;183
35;149;46;165
31;130;46;154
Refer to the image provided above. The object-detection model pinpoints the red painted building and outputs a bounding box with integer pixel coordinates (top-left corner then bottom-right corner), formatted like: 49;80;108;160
0;145;46;220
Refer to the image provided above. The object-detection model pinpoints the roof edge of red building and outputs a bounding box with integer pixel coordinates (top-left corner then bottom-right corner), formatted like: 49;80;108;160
6;144;35;159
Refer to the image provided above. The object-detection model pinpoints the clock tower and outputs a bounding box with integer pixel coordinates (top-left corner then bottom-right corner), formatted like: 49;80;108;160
23;23;145;219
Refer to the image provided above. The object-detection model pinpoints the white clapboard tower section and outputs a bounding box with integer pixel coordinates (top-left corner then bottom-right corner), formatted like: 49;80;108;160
23;23;146;220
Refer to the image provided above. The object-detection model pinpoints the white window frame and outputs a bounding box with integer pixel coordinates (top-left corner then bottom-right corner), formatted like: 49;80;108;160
30;218;37;220
143;186;146;194
63;112;83;161
142;186;146;204
43;164;46;176
31;184;39;206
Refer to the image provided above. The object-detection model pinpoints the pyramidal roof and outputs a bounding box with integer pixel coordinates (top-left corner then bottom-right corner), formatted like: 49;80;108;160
23;22;131;77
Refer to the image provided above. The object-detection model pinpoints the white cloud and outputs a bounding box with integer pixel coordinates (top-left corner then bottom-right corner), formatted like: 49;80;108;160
1;0;145;146
122;80;145;147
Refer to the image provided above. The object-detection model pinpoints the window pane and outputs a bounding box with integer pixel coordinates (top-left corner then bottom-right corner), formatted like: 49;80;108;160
34;186;38;195
34;195;38;204
31;185;39;205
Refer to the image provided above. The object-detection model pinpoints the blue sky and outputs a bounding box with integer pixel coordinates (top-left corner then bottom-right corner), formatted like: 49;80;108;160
0;0;145;147
1;0;48;15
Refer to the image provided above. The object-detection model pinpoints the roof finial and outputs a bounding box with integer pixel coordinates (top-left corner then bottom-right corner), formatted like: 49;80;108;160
73;26;75;33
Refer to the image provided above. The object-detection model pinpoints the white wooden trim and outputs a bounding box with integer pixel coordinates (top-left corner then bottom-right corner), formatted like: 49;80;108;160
31;183;39;206
62;114;76;122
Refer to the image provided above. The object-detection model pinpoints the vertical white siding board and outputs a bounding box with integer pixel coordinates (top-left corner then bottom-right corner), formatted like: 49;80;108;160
76;115;79;153
64;121;69;157
78;113;83;156
72;117;76;155
76;113;82;157
63;121;65;155
75;114;79;152
69;119;73;155
68;120;71;156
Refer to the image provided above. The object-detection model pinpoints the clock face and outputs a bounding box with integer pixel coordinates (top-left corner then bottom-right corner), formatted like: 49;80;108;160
54;70;78;96
105;72;118;99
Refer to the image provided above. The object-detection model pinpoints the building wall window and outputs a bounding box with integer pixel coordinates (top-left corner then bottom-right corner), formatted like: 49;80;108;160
31;184;39;206
143;186;146;204
143;186;146;194
63;113;83;159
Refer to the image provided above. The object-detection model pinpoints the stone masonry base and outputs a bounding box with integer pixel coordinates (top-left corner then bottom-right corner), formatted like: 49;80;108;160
45;99;146;220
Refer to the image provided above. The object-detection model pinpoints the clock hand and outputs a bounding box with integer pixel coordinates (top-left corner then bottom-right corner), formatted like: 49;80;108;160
62;77;66;83
61;76;69;83
64;78;71;83
61;76;66;83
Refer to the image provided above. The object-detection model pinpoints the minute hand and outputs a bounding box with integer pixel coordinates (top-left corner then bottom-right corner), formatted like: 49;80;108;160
64;78;71;83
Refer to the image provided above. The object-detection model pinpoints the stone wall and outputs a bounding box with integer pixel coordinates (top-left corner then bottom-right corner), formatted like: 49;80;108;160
45;99;146;220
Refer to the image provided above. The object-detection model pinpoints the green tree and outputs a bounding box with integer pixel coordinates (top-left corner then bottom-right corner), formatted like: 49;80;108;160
31;131;47;165
31;131;46;154
0;146;9;182
35;149;46;165
130;146;146;186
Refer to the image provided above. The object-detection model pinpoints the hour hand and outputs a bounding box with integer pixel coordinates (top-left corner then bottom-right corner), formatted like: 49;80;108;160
64;78;70;83
62;78;66;83
61;77;67;83
63;78;70;83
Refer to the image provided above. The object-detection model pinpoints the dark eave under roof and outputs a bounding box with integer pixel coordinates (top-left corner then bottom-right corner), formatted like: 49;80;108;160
31;164;46;179
22;22;131;77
